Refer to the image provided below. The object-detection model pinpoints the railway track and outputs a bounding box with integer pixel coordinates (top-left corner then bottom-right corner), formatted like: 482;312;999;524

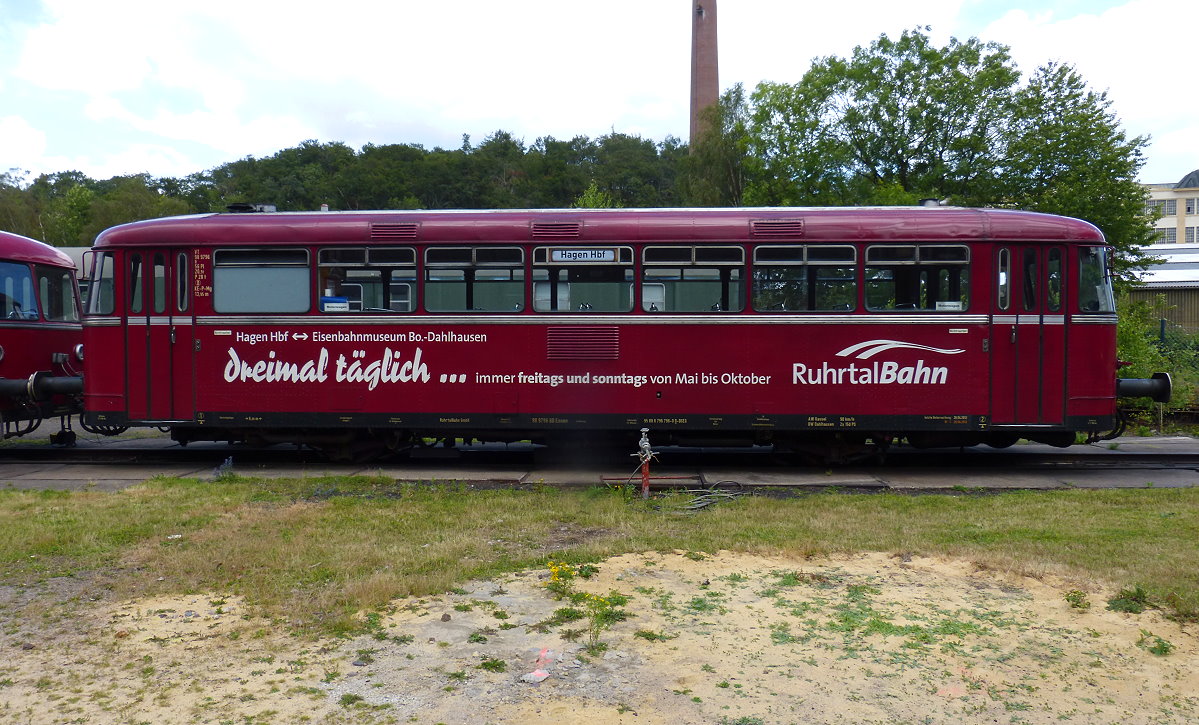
2;438;1198;494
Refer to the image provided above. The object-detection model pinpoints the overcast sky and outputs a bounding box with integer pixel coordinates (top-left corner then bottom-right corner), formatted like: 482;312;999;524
1;0;1195;186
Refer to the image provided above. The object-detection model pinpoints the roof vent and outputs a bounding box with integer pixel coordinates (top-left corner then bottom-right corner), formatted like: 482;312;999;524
750;219;804;238
531;221;582;239
371;223;419;240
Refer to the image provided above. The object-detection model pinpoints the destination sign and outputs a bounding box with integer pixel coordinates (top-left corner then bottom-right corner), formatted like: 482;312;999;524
551;248;615;263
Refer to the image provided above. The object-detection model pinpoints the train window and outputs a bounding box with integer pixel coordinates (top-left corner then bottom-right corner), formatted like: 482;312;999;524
35;266;79;322
213;249;310;313
86;252;115;315
642;246;744;312
0;261;38;320
175;252;189;313
752;245;856;312
368;248;416;265
865;244;969;312
532;246;634;312
997;249;1011;310
1047;248;1062;313
1022;248;1038;312
1079;247;1116;313
152;254;166;315
424;246;524;312
129;254;144;314
318;247;415;313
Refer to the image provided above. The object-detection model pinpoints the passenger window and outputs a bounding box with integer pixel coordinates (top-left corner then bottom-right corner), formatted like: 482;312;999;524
35;266;79;322
152;253;166;314
532;247;633;312
213;249;310;313
997;248;1011;310
129;254;144;314
1046;248;1062;313
642;246;744;312
424;247;524;312
1022;248;1038;312
752;245;856;311
865;245;969;311
0;261;38;320
176;252;189;313
319;247;415;313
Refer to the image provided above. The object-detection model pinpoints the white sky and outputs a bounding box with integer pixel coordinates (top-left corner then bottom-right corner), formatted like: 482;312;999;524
1;0;1195;186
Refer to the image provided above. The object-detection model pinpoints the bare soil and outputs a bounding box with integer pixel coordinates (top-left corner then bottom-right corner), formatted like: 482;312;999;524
2;550;1197;724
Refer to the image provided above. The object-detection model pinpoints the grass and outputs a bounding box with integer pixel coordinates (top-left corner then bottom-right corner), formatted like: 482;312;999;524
1;476;1198;633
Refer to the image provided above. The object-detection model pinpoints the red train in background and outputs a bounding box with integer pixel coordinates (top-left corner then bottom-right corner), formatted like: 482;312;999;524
0;230;85;444
79;206;1170;461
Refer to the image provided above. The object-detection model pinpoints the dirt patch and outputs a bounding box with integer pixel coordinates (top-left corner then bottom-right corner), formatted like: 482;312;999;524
2;551;1197;724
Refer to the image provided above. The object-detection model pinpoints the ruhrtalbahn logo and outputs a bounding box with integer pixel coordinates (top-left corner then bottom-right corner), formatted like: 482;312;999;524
792;339;965;385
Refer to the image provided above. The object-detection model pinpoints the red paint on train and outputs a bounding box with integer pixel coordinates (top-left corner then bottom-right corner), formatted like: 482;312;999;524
0;231;84;442
80;207;1156;461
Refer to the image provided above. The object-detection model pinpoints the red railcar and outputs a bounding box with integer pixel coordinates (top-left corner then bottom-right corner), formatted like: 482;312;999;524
81;207;1168;460
0;231;84;443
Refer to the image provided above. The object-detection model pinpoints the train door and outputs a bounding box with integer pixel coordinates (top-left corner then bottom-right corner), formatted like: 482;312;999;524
170;250;195;420
990;245;1066;424
126;251;190;421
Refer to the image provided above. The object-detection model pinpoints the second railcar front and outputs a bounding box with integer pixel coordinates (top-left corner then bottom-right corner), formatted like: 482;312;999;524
0;231;85;443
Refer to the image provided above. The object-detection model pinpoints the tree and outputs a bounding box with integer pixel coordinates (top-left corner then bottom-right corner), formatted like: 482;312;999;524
749;28;1019;205
680;84;750;207
742;27;1152;280
572;181;621;209
998;62;1155;287
0;170;39;238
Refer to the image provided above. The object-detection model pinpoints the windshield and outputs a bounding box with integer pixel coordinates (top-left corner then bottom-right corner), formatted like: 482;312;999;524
1078;247;1115;313
0;261;38;320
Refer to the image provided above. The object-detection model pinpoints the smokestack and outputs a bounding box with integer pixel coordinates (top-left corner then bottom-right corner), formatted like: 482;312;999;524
690;1;719;146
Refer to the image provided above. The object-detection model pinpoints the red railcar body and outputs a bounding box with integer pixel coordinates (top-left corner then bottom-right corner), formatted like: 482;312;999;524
0;231;84;439
81;207;1137;459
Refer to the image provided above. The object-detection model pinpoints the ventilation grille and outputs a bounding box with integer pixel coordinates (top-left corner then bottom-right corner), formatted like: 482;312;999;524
531;221;582;239
371;223;419;240
750;219;804;238
547;326;619;360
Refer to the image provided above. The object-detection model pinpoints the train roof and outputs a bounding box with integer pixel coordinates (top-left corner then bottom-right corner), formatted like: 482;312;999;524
91;207;1106;248
0;230;77;267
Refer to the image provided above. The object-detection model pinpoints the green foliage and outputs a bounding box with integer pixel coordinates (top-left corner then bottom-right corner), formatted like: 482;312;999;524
1064;590;1091;610
1117;295;1199;411
743;26;1151;279
680;84;750;206
1106;585;1151;614
1137;629;1174;656
572;181;621;209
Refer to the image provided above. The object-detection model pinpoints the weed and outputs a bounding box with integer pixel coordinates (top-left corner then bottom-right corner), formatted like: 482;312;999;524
633;629;676;642
1107;586;1151;614
560;628;584;642
339;693;364;707
1137;630;1174;656
477;658;507;673
1065;590;1091;610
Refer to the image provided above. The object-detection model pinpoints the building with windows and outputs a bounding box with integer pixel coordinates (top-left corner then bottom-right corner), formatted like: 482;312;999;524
1145;169;1199;243
1132;170;1199;330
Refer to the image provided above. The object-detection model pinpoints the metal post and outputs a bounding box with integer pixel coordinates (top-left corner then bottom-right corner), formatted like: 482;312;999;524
637;428;653;499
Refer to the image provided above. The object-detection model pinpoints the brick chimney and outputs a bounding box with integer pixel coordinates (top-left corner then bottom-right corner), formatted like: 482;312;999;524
690;0;719;146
